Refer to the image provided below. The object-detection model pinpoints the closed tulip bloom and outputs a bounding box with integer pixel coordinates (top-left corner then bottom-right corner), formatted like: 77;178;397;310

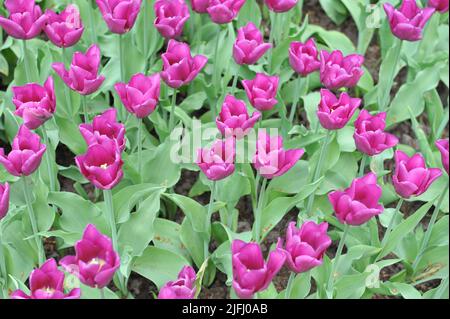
196;138;235;181
115;73;160;118
317;89;360;130
79;108;126;151
353;110;399;156
207;0;246;24
60;224;120;289
52;44;105;96
0;125;46;177
43;4;84;48
161;40;208;88
253;132;304;179
158;266;197;299
10;259;81;299
242;73;279;111
75;139;124;190
13;76;56;130
96;0;142;34
191;0;210;13
429;0;449;13
232;239;285;299
154;0;190;39
277;221;331;273
436;139;449;174
265;0;298;13
233;22;272;65
0;0;47;40
320;50;364;90
0;182;10;220
289;38;321;77
329;173;384;226
216;95;261;139
392;150;442;198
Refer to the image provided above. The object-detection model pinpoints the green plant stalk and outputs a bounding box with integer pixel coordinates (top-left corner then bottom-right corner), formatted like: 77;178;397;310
379;40;403;112
285;272;296;299
230;65;239;95
22;176;45;265
62;47;73;116
326;224;350;298
22;40;32;83
87;1;97;44
137;118;143;183
412;179;449;272
358;154;368;177
0;230;8;299
100;288;105;300
288;77;308;124
82;95;89;123
119;34;125;82
41;126;56;193
212;28;221;119
380;198;404;247
268;12;277;73
204;182;216;259
168;90;177;132
143;0;149;62
254;178;268;243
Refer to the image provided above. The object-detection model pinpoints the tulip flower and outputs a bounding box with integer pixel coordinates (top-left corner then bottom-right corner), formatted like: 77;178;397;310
392;150;442;199
154;0;190;39
329;173;384;226
161;40;208;89
96;0;142;34
158;266;197;299
79;108;126;151
216;95;261;139
429;0;449;13
353;110;399;156
289;38;321;77
233;22;272;65
264;0;298;13
207;0;246;24
60;224;120;289
0;0;47;40
12;76;56;130
75;139;124;190
196;138;235;181
319;50;364;90
0;182;10;220
0;125;46;177
436;139;449;175
10;259;81;299
191;0;210;13
232;239;285;299
114;73;161;118
277;221;331;273
253;132;304;179
52;44;105;96
43;4;84;48
242;73;279;111
384;0;435;42
317;89;361;131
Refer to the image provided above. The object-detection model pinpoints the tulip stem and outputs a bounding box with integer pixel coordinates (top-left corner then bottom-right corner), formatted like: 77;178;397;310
268;12;277;73
100;288;105;300
0;229;8;299
82;95;89;123
380;198;404;247
254;178;268;242
358;154;368;177
204;182;217;259
285;272;296;299
22;176;45;266
168;89;177;132
379;39;403;112
62;47;73;116
87;1;97;44
230;65;239;95
119;34;125;82
137;119;143;183
41;126;56;193
288;76;308;125
22;40;32;83
143;0;149;61
326;223;350;298
412;179;449;272
212;28;222;119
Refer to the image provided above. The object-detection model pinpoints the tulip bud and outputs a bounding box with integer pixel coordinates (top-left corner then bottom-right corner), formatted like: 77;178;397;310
289;38;321;77
233;22;272;65
96;0;142;34
264;0;298;13
317;89;361;130
319;50;364;90
0;182;10;221
207;0;246;24
43;4;84;48
158;266;197;299
197;138;235;181
436;139;449;175
428;0;449;13
191;0;210;13
154;0;190;39
242;73;279;111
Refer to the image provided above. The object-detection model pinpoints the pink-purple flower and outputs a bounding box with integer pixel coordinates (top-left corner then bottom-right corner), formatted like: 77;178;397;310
154;0;190;39
207;0;246;24
158;266;197;299
233;22;272;65
428;0;449;13
0;182;10;221
242;73;279;111
264;0;298;13
319;50;364;90
196;138;235;181
436;139;449;175
43;4;84;48
317;89;361;130
289;38;321;77
191;0;210;13
96;0;142;34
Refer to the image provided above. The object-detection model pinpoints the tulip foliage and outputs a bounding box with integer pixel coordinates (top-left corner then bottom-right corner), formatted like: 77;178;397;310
0;0;449;300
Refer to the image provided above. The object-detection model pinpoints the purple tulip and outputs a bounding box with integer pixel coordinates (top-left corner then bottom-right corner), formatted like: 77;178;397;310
196;138;235;181
43;4;84;48
233;22;272;65
277;221;331;273
242;73;279;111
52;44;105;96
114;73;161;118
392;150;442;198
232;239;285;299
436;139;449;175
207;0;246;24
384;0;435;41
0;125;46;177
191;0;210;13
353;110;399;156
60;224;120;289
158;266;197;299
429;0;449;13
13;76;56;130
0;182;10;221
289;38;321;77
161;39;208;88
75;139;124;190
79;108;126;151
0;0;47;40
154;0;190;39
10;259;81;299
96;0;142;34
319;50;364;90
329;173;384;226
216;95;261;139
317;89;361;130
253;132;304;179
264;0;298;13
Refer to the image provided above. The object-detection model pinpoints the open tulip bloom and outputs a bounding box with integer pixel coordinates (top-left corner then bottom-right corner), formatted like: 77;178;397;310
429;0;449;13
154;0;190;39
319;50;364;90
158;266;197;299
0;182;10;221
233;22;272;66
207;0;246;24
265;0;298;13
436;139;449;175
43;4;84;48
96;0;142;34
